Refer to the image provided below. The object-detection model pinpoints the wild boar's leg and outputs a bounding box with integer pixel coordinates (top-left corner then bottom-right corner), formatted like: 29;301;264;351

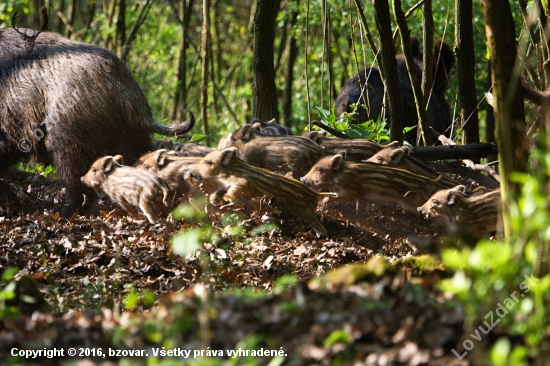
118;201;139;217
139;202;160;224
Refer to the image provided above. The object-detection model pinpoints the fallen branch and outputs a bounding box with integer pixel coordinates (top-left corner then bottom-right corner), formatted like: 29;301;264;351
433;129;501;183
409;142;498;160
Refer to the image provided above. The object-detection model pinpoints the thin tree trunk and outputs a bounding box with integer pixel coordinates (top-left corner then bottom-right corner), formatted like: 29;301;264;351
120;0;152;62
274;14;288;72
480;0;528;241
422;0;434;134
393;0;432;145
456;0;480;144
171;0;194;122
324;2;335;109
372;0;403;143
252;0;281;121
56;0;65;34
85;1;96;32
64;0;76;38
212;0;222;83
116;0;126;58
283;4;299;127
201;0;211;142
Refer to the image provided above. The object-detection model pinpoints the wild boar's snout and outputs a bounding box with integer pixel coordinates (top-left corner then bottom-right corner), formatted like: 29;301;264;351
188;169;200;181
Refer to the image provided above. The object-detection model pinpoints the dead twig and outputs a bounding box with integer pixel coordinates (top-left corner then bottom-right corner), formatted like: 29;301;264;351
311;121;350;138
433;128;501;183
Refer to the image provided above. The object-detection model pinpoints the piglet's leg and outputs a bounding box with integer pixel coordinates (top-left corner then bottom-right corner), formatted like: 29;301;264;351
119;201;139;217
139;202;160;224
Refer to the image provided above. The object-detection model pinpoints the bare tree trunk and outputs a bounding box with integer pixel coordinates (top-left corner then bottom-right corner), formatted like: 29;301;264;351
480;0;528;241
33;0;44;27
171;0;194;122
372;0;403;143
201;0;211;141
422;0;434;133
323;2;335;109
274;13;288;73
485;63;495;144
393;0;432;145
64;0;76;38
120;0;152;62
56;0;65;34
85;1;97;31
455;0;480;144
116;0;126;58
283;4;299;127
212;0;222;83
252;0;281;121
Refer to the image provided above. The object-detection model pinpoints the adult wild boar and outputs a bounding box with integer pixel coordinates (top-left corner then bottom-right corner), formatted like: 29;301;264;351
0;27;194;214
335;38;454;143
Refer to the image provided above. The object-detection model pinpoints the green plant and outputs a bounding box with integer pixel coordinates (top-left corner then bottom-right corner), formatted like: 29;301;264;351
0;267;19;319
439;151;550;364
316;105;413;144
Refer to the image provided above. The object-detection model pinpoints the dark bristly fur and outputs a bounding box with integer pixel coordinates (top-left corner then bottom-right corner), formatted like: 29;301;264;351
81;155;170;223
418;185;501;238
189;147;331;237
251;118;293;135
217;125;325;177
301;152;459;213
0;28;194;214
334;38;454;143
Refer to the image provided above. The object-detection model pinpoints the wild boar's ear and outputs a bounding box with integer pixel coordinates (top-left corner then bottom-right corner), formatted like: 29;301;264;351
330;154;343;171
102;157;115;173
113;155;124;165
307;131;318;142
336;150;347;159
390;148;406;164
221;147;238;166
155;149;167;166
241;124;254;141
446;185;466;205
386;141;400;149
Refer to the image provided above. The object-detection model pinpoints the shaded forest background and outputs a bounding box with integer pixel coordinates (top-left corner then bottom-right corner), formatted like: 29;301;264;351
0;0;516;143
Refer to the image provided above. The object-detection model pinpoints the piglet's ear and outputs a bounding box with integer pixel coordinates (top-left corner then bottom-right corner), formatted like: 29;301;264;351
446;185;466;205
306;131;319;141
221;147;238;166
241;124;254;141
389;148;407;164
113;155;124;165
102;157;115;173
154;149;168;167
330;154;343;171
386;141;400;149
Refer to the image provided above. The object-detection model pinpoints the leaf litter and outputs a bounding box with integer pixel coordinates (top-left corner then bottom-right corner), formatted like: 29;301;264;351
0;171;469;365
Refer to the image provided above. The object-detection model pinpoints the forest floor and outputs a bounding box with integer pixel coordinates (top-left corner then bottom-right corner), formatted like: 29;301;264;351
0;170;476;365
